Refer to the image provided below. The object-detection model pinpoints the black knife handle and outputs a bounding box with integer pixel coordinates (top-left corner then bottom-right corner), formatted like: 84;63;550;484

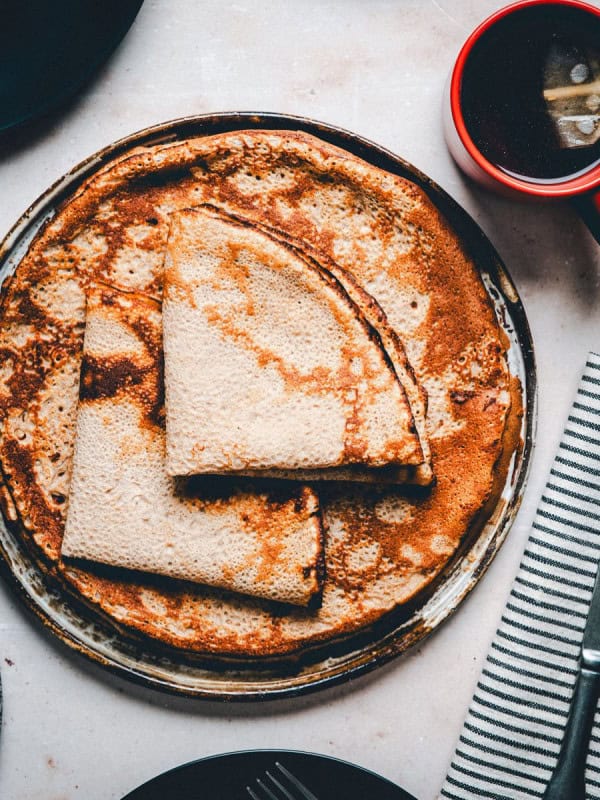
543;667;600;800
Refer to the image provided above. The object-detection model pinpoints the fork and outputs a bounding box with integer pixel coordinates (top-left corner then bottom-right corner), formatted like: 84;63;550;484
246;761;319;800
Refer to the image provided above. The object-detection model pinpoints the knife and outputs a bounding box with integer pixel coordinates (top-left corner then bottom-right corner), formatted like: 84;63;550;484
543;558;600;799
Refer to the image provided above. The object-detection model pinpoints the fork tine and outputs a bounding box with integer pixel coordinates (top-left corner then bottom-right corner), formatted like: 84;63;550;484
255;777;280;800
275;762;320;800
264;769;296;800
246;787;262;800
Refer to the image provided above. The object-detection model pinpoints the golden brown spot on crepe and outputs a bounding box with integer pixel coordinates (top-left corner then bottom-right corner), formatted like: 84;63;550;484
238;486;323;589
1;439;64;556
239;497;287;584
209;240;257;316
81;287;166;438
80;355;150;402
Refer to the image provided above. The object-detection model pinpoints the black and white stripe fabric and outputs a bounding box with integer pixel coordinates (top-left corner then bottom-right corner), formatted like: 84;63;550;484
441;353;600;800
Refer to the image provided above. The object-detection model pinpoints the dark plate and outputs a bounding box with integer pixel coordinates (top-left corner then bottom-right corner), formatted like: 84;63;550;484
0;112;536;700
121;750;417;800
0;0;144;133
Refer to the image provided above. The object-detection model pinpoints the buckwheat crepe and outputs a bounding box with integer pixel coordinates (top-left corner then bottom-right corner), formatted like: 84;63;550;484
61;286;324;606
0;129;519;656
163;206;423;478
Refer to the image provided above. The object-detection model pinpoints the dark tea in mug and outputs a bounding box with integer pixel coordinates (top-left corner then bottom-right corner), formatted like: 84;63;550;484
460;3;600;182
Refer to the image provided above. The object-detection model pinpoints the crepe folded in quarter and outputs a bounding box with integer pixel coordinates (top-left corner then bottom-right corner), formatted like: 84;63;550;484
61;286;325;606
163;206;425;480
196;204;433;487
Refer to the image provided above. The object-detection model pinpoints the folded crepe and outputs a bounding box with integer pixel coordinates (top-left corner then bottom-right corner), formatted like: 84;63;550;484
197;204;433;487
61;286;325;606
162;206;425;480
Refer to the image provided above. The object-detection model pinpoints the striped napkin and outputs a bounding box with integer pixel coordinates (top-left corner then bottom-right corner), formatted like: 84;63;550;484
441;352;600;800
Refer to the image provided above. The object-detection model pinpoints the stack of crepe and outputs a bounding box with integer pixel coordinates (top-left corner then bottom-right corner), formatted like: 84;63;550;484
61;205;433;607
0;129;517;656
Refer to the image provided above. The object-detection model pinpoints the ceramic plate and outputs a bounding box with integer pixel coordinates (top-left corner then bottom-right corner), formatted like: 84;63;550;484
121;750;417;800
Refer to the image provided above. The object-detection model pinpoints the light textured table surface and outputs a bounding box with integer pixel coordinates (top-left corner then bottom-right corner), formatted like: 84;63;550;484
0;2;598;798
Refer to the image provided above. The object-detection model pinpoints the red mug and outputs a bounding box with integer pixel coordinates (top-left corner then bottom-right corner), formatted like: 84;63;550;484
443;0;600;242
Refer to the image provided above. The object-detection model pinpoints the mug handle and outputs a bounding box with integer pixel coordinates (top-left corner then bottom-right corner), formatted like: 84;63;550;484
571;189;600;245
